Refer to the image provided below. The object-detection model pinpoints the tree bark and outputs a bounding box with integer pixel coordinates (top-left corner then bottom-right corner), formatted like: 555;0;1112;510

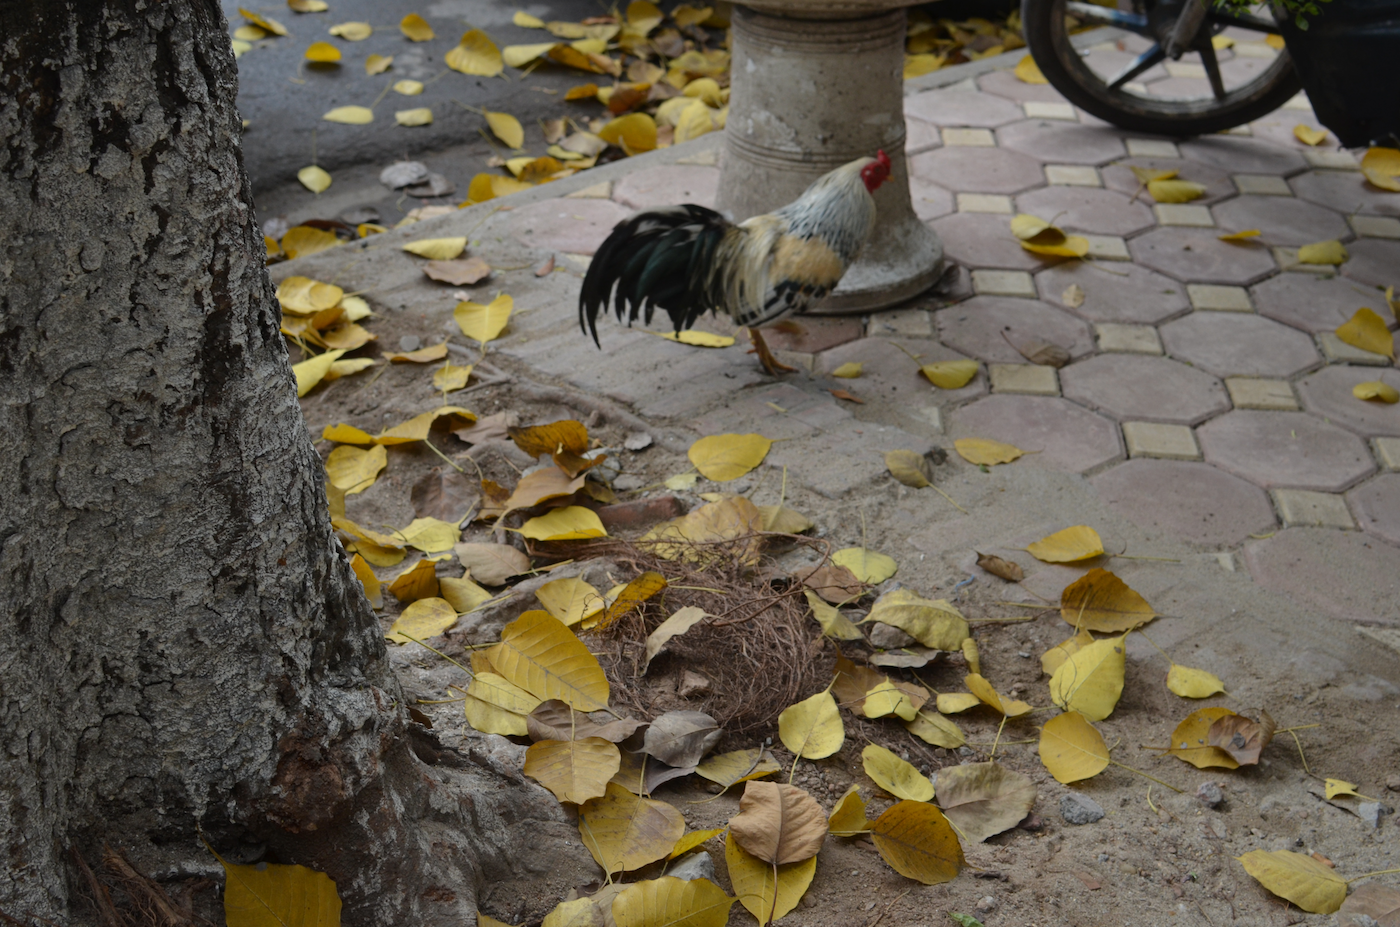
0;3;590;923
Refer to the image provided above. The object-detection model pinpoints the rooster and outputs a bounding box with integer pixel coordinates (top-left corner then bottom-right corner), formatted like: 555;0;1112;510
579;151;892;374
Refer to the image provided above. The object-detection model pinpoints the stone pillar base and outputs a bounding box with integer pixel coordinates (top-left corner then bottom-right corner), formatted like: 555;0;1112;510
718;5;943;316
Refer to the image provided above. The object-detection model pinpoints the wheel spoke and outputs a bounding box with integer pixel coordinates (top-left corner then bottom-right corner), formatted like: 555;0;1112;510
1198;42;1228;100
1065;1;1153;33
1106;43;1166;89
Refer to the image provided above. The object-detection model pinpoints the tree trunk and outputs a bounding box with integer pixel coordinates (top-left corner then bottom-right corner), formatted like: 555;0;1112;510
0;3;590;923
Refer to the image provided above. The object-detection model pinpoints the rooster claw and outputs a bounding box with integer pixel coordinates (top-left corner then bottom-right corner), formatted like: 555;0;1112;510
747;327;798;375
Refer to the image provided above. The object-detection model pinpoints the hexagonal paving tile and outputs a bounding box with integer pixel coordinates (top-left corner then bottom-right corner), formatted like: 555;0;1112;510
510;197;631;255
1244;528;1400;626
1036;262;1190;324
977;68;1067;102
1080;48;1170;84
1159;313;1320;378
1102;157;1235;205
612;165;719;210
1248;111;1330;150
1198;410;1375;491
909;146;1047;195
933;295;1095;364
931;212;1047;271
1347;473;1400;546
1014;187;1155;236
816;336;987;407
1296;365;1400;437
1091;459;1276;547
909;175;955;221
952;394;1122;472
906;118;942;154
1212;195;1352;246
1218;55;1277;89
1342;239;1400;288
905;89;1027;128
997;119;1128;165
1291;170;1400;218
1130;227;1278;285
1144;77;1214;99
1252;274;1385;333
1061;354;1230;424
1178;135;1307;176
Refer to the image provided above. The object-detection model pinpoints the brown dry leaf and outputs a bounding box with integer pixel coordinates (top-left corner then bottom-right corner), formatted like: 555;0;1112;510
475;478;509;521
524;737;621;804
510;420;596;477
831;653;888;711
870;801;964;885
501;467;587;518
1059;567;1155;632
801;562;867;604
410;467;477;522
829;388;864;404
424;258;492;285
643;710;720;767
453;542;530;585
1207;709;1275;765
526;700;643;744
1163;706;1241;770
934;761;1037;843
578;782;685;874
1337;882;1400;926
1061;283;1086;308
728;781;827;865
597;572;667;629
387;557;438;603
885;449;933;488
976;552;1023;582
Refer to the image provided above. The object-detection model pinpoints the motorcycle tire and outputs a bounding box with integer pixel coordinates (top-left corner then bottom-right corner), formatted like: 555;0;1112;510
1020;0;1303;137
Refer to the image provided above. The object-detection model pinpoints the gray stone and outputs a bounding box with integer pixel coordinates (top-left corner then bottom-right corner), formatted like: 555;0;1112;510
1061;793;1105;824
623;432;653;451
380;160;430;189
868;622;917;649
668;851;717;883
399;335;422;352
1196;781;1224;808
1358;802;1385;828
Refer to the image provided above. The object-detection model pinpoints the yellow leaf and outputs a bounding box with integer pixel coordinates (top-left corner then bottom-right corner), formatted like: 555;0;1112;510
339;295;371;320
332;517;405;553
965;673;1033;718
540;897;604;927
612;877;735;927
1297;239;1348;265
664;472;698;491
1038;711;1110;783
446;29;504;76
483;110;524;149
869;801;964;885
564;82;601;99
804;589;863;641
281;225;341;259
579;782;685;874
599;572;666;628
598;113;658;155
862;681;919;721
885;449;932;488
1165;707;1241;770
504;42;559;68
319;323;374;351
862;744;934;801
920;359;979;389
1148;179;1208;203
962;638;980;675
328;21;371;39
465;173;535;203
1060;568;1155;633
433;363;473;392
758;504;813;534
1026;525;1103;563
832;547;897;584
1023;234;1090;258
376;406;476;445
674;100;716;144
400;13;434;41
1237;850;1347;915
305;41;341;62
777;690;843;760
695;748;780;789
1219;229;1262;243
386;557;438;603
1293;124;1328;146
1049;634;1126;721
904;710;965;749
1353;380;1399;403
218;856;341;927
904;52;947;78
643;606;709;669
391;80;424;97
1014;54;1047;83
365;54;393;75
672;4;713;27
384;342;449;363
954;437;1023;466
1336;308;1394;359
399;517;460;553
1167;664;1225;699
386;596;456;643
238;7;288;35
455;293;513;345
277;277;334;314
293;349;346;396
828;785;873;835
832;362;862;378
1266;33;1286;48
350;553;383;609
325;443;386;494
865;588;967;649
669;828;725;859
395;107;433;127
439;573;493;613
403;237;467;260
1211;33;1234;48
524;737;621;804
687;433;772;482
232;29;262;43
536;577;606;627
627;0;664;33
1325;778;1361;800
468;671;542;718
1361;146;1400;191
1130;166;1178;184
520;506;608;541
322;105;373;125
936;692;982;714
724;833;816;923
489;610;610;710
1010;213;1054;241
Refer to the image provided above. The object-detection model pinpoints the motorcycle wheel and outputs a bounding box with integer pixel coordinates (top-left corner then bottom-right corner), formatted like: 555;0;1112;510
1021;0;1303;137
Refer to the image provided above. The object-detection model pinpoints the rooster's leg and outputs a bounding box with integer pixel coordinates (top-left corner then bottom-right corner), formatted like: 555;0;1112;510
747;327;798;375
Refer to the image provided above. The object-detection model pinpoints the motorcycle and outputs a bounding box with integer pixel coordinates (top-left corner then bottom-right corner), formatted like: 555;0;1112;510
1020;0;1400;148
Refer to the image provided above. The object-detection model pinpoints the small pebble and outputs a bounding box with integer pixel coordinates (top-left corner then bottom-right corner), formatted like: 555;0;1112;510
1018;651;1032;659
1196;781;1224;808
975;896;998;914
623;431;653;451
399;335;422;352
1062;793;1106;825
1386;774;1400;792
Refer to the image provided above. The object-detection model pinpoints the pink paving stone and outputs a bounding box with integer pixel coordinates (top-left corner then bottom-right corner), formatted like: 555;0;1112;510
1249;110;1331;150
1130;227;1279;285
1244;528;1400;626
1178;135;1308;176
1197;410;1375;491
1291;170;1400;218
906;117;942;154
753;316;865;354
904;89;1027;128
1159;312;1321;378
1348;473;1400;546
997;119;1128;165
509;197;631;255
1036;261;1190;324
931;212;1050;271
1102;157;1235;205
1296;365;1400;437
1143;77;1214;99
1060;354;1230;424
816;336;988;406
952;394;1123;472
1212;195;1352;246
1090;459;1277;547
933;295;1095;363
977;68;1067;102
1252;272;1388;333
1342;239;1400;288
909;146;1046;195
909;175;955;221
1014;186;1155;236
1080;48;1170;84
611;164;719;210
1218;55;1278;88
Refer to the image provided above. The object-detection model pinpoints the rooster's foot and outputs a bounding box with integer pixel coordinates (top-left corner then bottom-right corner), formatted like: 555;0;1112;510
747;328;798;375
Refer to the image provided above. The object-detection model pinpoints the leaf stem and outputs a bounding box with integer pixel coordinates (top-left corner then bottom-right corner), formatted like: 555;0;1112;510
400;633;474;676
1347;867;1400;883
1108;760;1184;793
